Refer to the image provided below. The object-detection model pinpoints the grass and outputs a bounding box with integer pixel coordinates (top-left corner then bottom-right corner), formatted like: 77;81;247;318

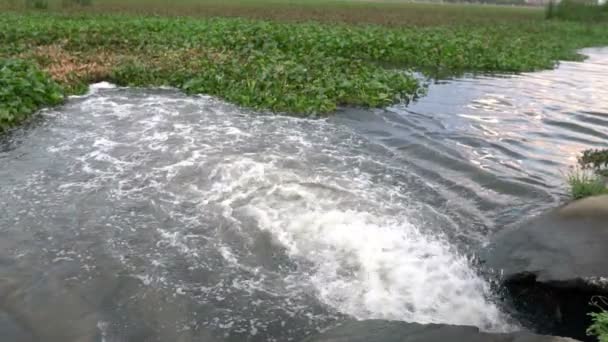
566;149;608;200
1;1;608;130
568;147;608;200
568;171;608;200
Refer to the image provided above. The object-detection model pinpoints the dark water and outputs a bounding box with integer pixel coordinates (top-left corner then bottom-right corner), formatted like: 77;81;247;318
1;48;607;342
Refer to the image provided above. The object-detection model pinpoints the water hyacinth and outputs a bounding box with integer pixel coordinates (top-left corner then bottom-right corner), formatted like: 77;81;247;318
1;12;608;128
0;59;63;131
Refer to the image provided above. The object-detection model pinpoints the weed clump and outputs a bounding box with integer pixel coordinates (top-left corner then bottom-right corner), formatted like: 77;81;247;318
567;170;607;200
588;297;608;342
0;59;64;131
567;149;608;200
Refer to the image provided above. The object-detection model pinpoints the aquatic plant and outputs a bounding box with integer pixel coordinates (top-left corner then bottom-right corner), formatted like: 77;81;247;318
0;59;64;131
1;8;608;128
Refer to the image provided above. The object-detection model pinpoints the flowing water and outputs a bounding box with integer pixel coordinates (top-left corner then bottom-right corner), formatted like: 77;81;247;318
1;48;607;342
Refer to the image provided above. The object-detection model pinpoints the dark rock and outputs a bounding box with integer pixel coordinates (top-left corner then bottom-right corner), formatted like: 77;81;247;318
301;320;578;342
0;310;34;342
481;195;608;341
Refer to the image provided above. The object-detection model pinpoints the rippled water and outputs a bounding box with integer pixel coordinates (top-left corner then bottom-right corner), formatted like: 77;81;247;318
1;48;607;342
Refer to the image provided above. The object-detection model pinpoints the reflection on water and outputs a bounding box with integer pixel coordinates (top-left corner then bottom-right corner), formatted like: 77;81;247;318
1;48;608;342
336;47;608;230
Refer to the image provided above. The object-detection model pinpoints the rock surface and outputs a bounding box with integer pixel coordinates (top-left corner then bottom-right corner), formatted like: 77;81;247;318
301;320;579;342
0;310;34;342
481;195;608;341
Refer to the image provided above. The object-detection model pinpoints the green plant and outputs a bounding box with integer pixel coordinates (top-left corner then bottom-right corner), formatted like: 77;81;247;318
2;10;608;122
564;149;608;200
567;169;608;200
589;311;608;342
0;59;64;131
588;297;608;342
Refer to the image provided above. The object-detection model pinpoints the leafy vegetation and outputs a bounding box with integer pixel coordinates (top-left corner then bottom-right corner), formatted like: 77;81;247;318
567;170;608;200
546;0;608;22
566;148;608;200
567;148;608;200
1;3;608;128
108;47;420;114
589;310;608;342
0;59;63;131
588;297;608;342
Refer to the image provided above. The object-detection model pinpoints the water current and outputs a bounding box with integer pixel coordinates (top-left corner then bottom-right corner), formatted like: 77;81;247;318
1;48;607;342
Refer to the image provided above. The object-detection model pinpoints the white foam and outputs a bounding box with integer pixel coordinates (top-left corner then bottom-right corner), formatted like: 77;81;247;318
68;82;117;99
231;181;511;331
42;89;515;333
97;321;109;342
89;82;117;93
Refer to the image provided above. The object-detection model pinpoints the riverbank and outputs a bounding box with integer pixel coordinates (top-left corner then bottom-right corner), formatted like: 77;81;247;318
2;5;608;129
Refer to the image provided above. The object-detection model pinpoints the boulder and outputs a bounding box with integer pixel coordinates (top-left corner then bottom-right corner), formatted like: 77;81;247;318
481;195;608;341
301;320;578;342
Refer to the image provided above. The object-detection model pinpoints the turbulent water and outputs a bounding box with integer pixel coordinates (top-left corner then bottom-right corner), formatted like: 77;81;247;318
1;48;608;342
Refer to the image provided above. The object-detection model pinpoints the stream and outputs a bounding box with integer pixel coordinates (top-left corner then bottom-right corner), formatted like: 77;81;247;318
1;48;607;342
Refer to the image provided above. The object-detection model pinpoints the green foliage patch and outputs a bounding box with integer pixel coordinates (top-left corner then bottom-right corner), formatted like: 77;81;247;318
589;310;608;342
567;148;608;200
588;297;608;342
2;12;608;128
567;170;608;200
0;59;63;131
